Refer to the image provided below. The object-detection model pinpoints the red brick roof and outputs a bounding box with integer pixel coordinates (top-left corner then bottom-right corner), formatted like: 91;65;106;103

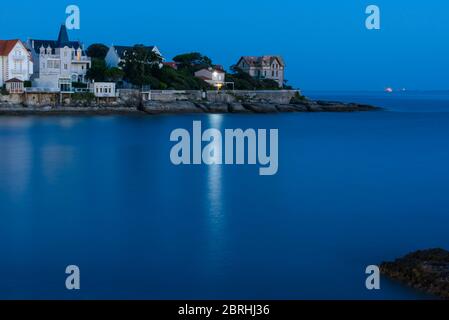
0;39;20;56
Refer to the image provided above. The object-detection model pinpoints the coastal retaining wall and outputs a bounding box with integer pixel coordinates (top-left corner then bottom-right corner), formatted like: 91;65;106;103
1;89;300;108
146;90;300;104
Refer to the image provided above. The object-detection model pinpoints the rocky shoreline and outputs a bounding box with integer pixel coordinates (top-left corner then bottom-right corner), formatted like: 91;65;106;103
0;100;380;116
381;248;449;299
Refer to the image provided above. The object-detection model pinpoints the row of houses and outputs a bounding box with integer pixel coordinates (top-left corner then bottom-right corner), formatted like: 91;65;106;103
0;25;286;96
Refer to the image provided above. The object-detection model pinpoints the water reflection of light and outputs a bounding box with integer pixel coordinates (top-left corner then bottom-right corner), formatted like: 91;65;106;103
207;114;223;215
206;114;226;264
41;145;75;183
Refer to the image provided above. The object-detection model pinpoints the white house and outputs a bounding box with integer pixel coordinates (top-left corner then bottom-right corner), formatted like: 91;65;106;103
105;45;162;68
5;78;24;93
28;25;91;92
194;68;226;89
90;82;116;98
0;39;33;87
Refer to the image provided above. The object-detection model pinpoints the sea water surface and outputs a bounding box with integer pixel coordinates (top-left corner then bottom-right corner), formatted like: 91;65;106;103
1;91;449;299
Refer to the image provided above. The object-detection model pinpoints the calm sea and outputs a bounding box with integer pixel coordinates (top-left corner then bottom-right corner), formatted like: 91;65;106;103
1;91;448;299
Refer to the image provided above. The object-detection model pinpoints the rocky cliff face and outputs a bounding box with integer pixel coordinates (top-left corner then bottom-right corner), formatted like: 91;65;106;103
381;248;449;299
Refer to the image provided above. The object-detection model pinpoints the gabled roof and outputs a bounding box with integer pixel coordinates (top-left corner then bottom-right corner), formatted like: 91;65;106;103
5;78;24;83
29;25;84;54
238;56;285;67
112;45;157;59
0;39;20;56
196;67;225;74
57;24;70;45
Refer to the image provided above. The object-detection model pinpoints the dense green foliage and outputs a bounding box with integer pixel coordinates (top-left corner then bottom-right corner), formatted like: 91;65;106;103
85;46;293;90
119;45;163;86
86;58;124;82
72;92;95;102
1;85;9;95
226;66;287;90
149;66;210;90
86;44;109;60
290;91;308;104
173;52;212;72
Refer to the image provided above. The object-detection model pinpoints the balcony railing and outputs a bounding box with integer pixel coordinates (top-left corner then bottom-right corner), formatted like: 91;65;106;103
72;56;90;63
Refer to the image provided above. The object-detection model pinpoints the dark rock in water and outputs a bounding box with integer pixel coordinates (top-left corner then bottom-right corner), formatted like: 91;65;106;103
242;103;279;113
1;99;380;115
380;248;449;299
229;102;252;113
205;102;230;113
275;104;301;112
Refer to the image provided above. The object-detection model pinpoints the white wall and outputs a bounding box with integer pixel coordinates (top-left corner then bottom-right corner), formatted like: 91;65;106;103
2;42;33;86
91;82;116;97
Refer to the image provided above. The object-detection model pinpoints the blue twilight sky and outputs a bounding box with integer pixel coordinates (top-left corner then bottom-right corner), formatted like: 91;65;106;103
1;0;448;90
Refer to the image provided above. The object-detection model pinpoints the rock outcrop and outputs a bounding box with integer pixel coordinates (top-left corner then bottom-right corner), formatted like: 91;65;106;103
0;98;381;115
141;100;380;115
381;248;449;299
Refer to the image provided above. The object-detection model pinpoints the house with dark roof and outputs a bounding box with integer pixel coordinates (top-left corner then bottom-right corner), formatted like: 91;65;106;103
105;45;162;68
0;39;33;87
235;56;285;87
27;25;91;92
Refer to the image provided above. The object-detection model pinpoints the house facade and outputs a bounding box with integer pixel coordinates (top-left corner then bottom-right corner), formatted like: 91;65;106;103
0;39;33;87
90;82;116;98
105;45;162;68
235;56;285;87
194;68;226;88
28;25;91;92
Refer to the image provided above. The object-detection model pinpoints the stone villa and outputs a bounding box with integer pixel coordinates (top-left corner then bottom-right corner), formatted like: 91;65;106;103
28;25;91;92
235;56;285;87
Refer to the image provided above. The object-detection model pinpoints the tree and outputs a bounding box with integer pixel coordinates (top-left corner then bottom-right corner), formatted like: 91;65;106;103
173;52;212;71
86;58;108;82
86;44;109;60
120;45;163;86
105;67;124;82
226;66;284;90
150;65;211;90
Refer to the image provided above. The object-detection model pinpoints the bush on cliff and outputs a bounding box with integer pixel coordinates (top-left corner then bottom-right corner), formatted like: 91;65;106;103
150;66;210;90
290;91;308;104
173;52;213;73
72;92;95;103
226;66;285;90
1;85;9;95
